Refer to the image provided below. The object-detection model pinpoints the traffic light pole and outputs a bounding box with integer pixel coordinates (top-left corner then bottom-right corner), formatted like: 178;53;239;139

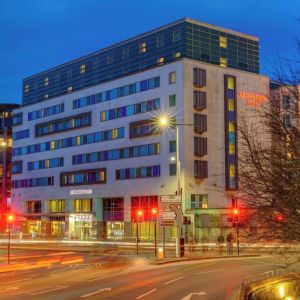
154;222;157;256
236;224;240;255
136;222;139;255
8;229;11;264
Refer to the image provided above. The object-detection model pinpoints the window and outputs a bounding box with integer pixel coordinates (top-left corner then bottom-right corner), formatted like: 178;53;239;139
12;113;23;126
284;114;291;127
194;114;207;133
103;197;124;221
28;103;64;121
191;194;208;209
27;200;41;213
174;52;181;58
61;168;106;186
173;30;181;42
107;55;114;64
80;64;86;74
157;57;164;64
219;36;227;48
283;95;290;110
167;142;176;156
67;86;73;93
169;94;176;107
169;164;176;176
100;98;160;122
13;129;30;140
12;177;54;189
193;68;206;87
44;77;49;86
139;42;146;54
194;91;206;110
49;199;65;213
24;84;30;93
12;161;22;174
116;165;160;180
44;94;49;99
13;127;125;157
74;198;92;213
169;72;176;84
35;112;91;137
220;57;227;67
27;157;64;170
72;143;160;165
156;34;164;48
194;137;207;156
194;160;208;178
73;76;160;109
129;119;160;139
122;47;129;59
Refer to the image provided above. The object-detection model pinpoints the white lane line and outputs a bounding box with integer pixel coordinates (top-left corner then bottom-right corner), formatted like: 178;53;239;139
181;291;207;299
0;278;30;285
88;275;111;282
195;268;224;275
11;286;52;296
136;288;157;299
29;286;69;295
164;277;184;285
80;287;112;298
0;287;19;293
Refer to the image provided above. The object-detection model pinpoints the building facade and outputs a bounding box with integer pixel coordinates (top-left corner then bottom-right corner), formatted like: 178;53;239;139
0;104;20;232
12;18;269;241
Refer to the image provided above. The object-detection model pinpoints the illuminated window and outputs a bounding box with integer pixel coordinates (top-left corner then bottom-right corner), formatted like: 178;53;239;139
174;52;181;58
157;57;164;64
139;42;146;54
219;36;227;48
49;199;65;213
67;86;73;93
44;77;49;86
287;152;292;159
50;141;55;150
169;72;176;84
229;165;236;176
44;94;49;99
228;77;234;89
220;57;227;67
228;99;235;111
112;129;118;139
229;143;235;154
25;84;30;93
229;122;235;132
80;64;86;74
100;111;106;122
191;194;208;209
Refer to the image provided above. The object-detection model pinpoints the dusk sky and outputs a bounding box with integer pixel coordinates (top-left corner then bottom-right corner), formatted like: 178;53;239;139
0;0;299;104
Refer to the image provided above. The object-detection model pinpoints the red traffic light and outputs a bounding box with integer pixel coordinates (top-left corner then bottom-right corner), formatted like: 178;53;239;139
7;214;14;222
151;208;157;215
275;214;284;222
233;209;239;215
137;210;143;217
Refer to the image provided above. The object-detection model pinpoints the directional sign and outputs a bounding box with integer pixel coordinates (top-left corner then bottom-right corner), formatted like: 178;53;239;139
159;211;176;220
160;220;175;227
160;195;181;203
168;203;181;210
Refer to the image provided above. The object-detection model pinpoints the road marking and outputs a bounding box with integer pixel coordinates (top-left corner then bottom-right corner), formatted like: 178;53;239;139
136;289;157;299
88;275;111;282
181;291;207;299
0;287;19;293
0;278;30;285
195;268;224;275
29;286;69;295
80;287;112;298
11;286;52;295
164;277;184;285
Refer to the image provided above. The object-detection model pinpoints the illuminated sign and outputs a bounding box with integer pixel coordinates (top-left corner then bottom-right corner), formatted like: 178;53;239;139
239;91;268;107
70;189;93;195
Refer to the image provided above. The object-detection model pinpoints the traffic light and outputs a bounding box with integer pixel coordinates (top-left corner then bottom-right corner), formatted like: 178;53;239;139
7;214;14;229
136;209;143;223
233;209;240;223
183;216;191;225
151;208;158;222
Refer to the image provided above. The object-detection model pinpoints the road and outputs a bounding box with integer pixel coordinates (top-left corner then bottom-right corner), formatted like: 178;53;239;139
0;255;290;299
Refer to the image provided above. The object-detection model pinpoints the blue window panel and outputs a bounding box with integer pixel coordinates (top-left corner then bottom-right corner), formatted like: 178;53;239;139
229;178;237;189
111;89;118;99
227;90;234;99
106;91;111;101
140;80;148;91
140;145;148;156
153;165;160;177
228;132;235;143
229;155;236;164
228;111;235;121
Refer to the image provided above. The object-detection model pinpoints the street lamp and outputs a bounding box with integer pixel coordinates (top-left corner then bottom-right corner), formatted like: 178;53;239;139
158;115;194;258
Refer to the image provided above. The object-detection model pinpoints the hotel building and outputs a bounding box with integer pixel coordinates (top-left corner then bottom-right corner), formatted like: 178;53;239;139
11;18;269;241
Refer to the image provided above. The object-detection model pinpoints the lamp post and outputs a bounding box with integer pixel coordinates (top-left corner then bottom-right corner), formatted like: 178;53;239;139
159;116;194;258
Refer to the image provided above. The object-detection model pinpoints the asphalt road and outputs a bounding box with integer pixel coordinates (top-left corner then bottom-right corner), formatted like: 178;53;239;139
0;255;291;299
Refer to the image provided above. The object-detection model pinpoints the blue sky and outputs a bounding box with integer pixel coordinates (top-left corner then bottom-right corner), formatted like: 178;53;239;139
0;0;299;104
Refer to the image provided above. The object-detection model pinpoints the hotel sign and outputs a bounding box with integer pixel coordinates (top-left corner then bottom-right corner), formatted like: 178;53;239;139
70;189;93;195
239;91;268;107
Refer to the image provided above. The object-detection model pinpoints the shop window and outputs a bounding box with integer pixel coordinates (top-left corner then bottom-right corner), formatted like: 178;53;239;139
27;200;41;213
103;197;124;221
49;199;65;213
131;195;158;222
74;198;92;213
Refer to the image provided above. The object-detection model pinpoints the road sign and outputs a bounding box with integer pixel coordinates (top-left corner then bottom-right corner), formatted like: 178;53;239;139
159;211;176;220
168;203;181;210
160;195;181;203
160;220;175;227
